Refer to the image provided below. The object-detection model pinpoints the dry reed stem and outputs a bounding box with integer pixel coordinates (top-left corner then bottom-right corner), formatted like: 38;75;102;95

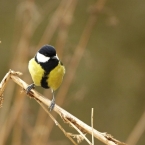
91;108;94;145
0;71;12;97
0;2;35;144
3;0;35;121
0;89;26;145
37;101;78;145
64;117;91;144
55;0;78;59
37;0;74;49
0;71;25;145
31;0;59;34
54;0;107;113
126;111;145;145
29;103;49;145
0;70;127;145
12;121;22;145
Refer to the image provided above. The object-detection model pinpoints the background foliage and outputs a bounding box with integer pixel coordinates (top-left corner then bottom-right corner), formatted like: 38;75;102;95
0;0;145;145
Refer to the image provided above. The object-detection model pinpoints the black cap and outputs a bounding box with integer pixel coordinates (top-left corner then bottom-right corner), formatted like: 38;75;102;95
38;45;56;57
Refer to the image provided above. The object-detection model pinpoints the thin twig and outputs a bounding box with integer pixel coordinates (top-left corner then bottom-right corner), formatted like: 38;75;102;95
0;71;12;97
36;100;78;145
65;117;91;144
91;108;94;145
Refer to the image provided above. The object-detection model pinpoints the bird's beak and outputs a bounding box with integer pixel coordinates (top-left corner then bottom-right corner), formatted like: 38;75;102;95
51;56;58;60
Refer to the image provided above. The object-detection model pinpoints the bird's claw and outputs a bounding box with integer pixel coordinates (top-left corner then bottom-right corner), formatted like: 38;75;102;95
49;99;55;111
26;83;35;94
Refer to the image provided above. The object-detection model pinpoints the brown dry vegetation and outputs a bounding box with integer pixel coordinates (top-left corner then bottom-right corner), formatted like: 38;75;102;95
0;0;145;145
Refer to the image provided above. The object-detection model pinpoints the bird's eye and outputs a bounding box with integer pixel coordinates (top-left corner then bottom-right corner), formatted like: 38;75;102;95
44;53;48;56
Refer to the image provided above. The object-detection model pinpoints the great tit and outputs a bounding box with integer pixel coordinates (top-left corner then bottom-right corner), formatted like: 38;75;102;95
26;45;65;111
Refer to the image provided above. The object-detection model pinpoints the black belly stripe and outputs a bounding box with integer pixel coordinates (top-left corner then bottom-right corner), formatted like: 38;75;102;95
35;56;59;89
41;72;50;89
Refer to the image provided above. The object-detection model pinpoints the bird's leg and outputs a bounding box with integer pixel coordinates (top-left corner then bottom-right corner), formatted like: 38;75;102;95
26;83;35;94
49;89;55;111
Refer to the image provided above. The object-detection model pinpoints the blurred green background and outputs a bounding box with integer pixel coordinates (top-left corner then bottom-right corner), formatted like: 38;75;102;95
0;0;145;145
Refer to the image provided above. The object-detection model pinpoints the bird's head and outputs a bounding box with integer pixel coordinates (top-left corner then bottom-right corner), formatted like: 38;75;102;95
36;45;59;63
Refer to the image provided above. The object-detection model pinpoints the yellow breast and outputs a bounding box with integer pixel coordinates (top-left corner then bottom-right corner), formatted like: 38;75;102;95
48;62;65;91
28;58;44;86
28;58;65;91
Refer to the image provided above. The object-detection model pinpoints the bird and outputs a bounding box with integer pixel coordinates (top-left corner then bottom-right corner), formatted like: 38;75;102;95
26;45;65;111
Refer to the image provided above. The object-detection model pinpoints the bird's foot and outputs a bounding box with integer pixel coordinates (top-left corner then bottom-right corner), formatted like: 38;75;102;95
49;98;55;111
26;83;35;94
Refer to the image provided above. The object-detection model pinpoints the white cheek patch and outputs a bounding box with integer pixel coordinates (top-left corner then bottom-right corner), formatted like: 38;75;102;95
36;52;50;63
